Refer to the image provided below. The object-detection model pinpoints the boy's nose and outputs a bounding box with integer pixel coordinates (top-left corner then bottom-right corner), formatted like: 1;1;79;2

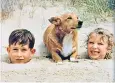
16;51;23;58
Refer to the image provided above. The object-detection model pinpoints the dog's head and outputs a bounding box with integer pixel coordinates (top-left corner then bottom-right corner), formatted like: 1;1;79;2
49;13;83;33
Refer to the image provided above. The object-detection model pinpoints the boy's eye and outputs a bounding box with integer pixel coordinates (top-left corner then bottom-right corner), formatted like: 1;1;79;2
21;49;27;51
13;48;18;51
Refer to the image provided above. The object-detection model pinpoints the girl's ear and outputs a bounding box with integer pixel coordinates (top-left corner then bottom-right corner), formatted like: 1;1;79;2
107;45;112;51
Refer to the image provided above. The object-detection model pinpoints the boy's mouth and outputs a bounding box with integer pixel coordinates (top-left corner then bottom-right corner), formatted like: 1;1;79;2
15;59;24;63
16;59;24;61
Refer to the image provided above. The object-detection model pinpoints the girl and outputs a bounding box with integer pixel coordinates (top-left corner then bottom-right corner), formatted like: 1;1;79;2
87;28;114;59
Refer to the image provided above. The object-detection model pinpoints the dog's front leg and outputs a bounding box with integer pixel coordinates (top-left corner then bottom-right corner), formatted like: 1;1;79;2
70;32;78;62
51;50;62;63
70;49;78;62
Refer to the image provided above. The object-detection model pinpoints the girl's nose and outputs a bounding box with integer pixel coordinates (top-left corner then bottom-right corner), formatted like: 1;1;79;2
92;44;98;48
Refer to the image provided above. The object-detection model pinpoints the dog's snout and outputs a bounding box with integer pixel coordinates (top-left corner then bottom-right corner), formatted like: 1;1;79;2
77;20;83;28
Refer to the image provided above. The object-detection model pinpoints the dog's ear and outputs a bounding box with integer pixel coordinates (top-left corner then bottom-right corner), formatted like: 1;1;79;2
49;17;61;25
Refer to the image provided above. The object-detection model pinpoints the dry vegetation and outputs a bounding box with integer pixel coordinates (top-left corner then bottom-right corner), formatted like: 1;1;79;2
1;0;114;23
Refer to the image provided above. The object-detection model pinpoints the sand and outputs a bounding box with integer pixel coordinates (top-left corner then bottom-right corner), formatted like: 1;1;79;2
0;6;115;82
1;58;114;82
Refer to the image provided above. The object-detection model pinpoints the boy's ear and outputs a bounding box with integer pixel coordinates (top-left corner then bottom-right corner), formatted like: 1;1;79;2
7;47;10;53
31;49;36;54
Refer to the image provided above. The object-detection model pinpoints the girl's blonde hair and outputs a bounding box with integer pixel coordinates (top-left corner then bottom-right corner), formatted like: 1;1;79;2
87;28;114;59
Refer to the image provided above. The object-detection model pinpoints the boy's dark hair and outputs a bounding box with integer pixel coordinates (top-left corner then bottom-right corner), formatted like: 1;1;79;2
9;29;35;49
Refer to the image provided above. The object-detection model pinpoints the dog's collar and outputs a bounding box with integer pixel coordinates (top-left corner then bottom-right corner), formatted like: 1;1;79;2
55;26;66;43
55;26;73;38
56;26;66;34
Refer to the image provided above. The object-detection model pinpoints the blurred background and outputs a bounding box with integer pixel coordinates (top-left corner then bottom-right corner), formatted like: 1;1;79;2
1;0;114;22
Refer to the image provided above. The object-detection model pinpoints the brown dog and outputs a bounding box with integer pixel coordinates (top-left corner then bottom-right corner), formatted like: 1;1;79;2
43;13;83;63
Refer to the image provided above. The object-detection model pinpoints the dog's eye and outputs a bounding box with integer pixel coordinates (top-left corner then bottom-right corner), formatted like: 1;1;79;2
67;17;72;19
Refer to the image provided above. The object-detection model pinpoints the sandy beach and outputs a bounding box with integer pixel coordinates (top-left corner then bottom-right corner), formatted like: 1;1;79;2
1;58;114;82
0;5;115;82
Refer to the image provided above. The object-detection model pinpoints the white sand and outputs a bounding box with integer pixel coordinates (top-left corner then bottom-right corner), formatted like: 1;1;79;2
0;6;115;82
1;58;114;82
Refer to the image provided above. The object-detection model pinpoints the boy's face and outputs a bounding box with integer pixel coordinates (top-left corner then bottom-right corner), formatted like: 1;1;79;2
7;43;35;63
87;33;109;59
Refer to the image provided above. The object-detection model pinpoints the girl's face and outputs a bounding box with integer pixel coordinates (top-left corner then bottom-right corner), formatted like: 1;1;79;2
87;33;109;59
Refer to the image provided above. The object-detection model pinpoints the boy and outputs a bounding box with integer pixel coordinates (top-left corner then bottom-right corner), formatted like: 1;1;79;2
7;29;36;63
87;28;114;59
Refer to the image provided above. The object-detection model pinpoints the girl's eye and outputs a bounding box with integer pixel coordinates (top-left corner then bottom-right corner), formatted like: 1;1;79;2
88;41;94;44
98;43;103;45
67;16;72;19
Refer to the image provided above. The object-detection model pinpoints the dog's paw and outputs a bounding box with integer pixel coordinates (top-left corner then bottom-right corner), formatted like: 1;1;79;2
56;61;63;65
70;57;78;62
